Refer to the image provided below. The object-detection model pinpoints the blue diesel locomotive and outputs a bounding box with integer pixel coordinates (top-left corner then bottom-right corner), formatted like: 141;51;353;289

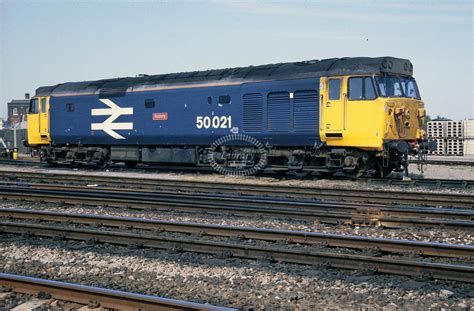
26;57;434;177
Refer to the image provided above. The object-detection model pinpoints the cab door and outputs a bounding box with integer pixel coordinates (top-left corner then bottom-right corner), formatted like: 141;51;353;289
39;96;50;138
321;77;345;138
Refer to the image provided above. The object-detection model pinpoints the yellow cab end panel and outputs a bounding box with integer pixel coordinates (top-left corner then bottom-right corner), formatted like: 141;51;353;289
27;96;51;146
383;98;425;141
320;75;385;150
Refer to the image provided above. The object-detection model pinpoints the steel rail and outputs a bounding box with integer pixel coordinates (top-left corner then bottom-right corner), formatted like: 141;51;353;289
0;273;231;311
0;222;472;283
1;159;473;188
361;177;473;189
1;169;473;208
1;208;472;258
2;184;473;230
17;181;474;217
410;159;474;167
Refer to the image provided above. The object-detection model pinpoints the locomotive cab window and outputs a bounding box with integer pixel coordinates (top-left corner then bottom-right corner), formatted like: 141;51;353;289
329;79;341;100
375;76;420;99
41;98;47;113
348;76;376;100
218;95;231;105
364;77;376;99
144;99;155;108
29;99;38;113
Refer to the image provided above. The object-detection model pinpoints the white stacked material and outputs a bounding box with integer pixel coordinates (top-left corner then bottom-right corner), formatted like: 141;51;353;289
428;138;446;155
427;121;446;138
463;139;474;156
446;121;463;138
462;120;474;157
446;138;463;156
463;119;474;138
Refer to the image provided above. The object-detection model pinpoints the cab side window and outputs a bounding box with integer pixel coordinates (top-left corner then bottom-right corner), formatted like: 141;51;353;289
348;77;376;100
364;77;376;100
348;78;363;100
29;99;39;113
41;98;47;113
329;79;341;100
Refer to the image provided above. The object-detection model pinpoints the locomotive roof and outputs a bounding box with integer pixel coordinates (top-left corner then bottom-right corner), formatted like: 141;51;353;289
36;56;413;97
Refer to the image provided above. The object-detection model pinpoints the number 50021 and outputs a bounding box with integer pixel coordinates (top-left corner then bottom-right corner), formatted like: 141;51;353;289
196;116;232;129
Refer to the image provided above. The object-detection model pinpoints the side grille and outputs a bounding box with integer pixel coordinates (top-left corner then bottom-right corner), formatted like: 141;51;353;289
267;92;290;132
293;90;318;132
242;93;263;133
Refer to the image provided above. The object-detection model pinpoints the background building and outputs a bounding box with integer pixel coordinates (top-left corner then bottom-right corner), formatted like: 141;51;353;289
1;93;30;154
7;93;30;129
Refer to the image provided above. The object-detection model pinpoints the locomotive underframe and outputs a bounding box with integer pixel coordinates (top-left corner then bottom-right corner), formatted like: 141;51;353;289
38;139;418;177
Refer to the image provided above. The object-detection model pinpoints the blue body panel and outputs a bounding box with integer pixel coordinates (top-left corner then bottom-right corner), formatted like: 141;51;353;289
50;78;321;147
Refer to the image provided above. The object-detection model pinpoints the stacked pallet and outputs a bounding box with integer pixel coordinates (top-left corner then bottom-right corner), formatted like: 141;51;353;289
446;138;463;156
446;121;463;156
426;120;474;156
426;120;467;156
446;121;463;137
429;138;446;155
427;121;444;155
463;119;474;156
427;121;446;155
427;121;445;139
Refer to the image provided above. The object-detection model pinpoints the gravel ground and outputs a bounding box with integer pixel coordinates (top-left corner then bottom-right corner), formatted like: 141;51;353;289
0;237;472;310
1;200;472;245
0;293;82;310
2;162;473;309
404;162;474;181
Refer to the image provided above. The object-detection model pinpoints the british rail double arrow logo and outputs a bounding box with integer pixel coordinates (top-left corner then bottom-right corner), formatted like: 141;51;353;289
91;99;133;139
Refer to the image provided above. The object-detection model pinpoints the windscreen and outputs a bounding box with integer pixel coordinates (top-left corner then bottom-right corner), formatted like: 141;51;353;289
29;98;39;113
375;76;421;99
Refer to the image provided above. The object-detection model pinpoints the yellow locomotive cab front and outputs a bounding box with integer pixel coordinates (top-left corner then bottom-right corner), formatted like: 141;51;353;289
320;73;431;176
27;96;51;146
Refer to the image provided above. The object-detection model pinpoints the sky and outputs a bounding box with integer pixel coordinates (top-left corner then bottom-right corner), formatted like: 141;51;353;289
0;0;472;120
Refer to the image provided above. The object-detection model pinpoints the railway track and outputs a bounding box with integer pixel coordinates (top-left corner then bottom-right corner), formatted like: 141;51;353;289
0;211;472;283
1;208;472;259
1;169;473;208
0;182;473;229
0;159;473;190
0;273;229;310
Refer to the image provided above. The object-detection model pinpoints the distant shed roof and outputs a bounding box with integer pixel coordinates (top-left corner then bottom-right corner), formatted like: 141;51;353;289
8;99;30;105
36;56;413;97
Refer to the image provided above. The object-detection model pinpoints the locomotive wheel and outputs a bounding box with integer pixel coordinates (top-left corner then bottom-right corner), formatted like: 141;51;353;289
291;170;311;178
343;161;364;179
375;165;394;178
344;169;364;180
318;171;335;178
96;161;108;169
44;158;56;166
375;159;394;178
125;161;138;169
273;170;288;176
